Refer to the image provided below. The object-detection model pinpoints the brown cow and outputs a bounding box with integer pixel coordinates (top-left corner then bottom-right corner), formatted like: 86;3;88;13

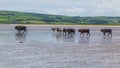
78;29;90;36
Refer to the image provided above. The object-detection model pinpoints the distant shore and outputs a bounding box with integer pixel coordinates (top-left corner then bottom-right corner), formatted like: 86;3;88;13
0;24;120;27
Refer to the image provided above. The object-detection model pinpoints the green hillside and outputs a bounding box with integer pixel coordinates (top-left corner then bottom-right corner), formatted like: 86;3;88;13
0;10;120;25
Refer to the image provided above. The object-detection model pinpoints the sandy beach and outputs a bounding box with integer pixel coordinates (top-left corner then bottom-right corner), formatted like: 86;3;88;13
0;24;120;68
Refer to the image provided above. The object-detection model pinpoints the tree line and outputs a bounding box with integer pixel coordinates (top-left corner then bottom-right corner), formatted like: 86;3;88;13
0;10;120;25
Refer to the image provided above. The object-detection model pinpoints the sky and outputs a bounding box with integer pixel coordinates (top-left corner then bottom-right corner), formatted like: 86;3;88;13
0;0;120;16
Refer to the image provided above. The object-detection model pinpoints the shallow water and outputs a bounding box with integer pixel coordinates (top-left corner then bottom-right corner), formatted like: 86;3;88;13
0;25;120;45
1;25;120;68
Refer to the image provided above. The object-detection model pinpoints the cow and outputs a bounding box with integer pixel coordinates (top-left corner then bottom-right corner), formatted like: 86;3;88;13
51;28;62;32
51;28;58;31
78;29;90;36
51;28;62;35
101;29;112;36
62;28;68;35
67;28;75;36
62;28;75;36
15;26;27;33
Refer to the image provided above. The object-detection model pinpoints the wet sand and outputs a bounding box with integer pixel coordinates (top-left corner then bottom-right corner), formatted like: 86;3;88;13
1;43;120;68
0;25;120;68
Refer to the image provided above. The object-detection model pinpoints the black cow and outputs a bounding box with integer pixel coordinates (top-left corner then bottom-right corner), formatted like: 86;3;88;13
15;26;27;33
63;28;75;36
101;29;112;36
78;29;90;36
67;28;75;35
62;28;67;35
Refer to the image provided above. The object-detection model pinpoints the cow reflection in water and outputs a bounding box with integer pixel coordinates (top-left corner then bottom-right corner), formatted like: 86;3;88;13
15;32;27;43
101;37;112;44
63;35;75;43
55;32;75;43
78;36;90;44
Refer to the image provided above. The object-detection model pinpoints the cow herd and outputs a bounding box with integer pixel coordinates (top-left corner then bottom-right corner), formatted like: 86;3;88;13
14;25;112;38
51;28;112;37
14;26;112;43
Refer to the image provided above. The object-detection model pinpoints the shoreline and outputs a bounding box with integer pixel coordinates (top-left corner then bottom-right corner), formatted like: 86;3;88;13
0;24;120;27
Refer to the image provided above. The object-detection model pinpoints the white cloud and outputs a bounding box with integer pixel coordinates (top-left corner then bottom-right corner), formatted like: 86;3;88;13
0;0;120;16
91;0;120;16
38;7;85;16
58;7;85;16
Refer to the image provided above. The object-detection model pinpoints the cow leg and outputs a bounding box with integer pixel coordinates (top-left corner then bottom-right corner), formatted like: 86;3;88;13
72;32;75;36
111;32;112;36
80;32;82;36
80;33;83;37
83;33;84;37
87;32;90;37
23;30;25;33
24;29;27;34
63;32;65;35
107;32;110;36
73;32;75;35
103;32;106;36
108;32;112;37
68;32;70;36
17;30;21;33
103;32;106;38
65;32;67;36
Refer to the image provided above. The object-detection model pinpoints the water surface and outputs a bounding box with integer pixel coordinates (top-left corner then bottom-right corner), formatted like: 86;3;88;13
1;25;120;68
0;25;120;45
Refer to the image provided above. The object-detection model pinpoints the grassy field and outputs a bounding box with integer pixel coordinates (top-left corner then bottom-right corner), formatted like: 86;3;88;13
0;10;120;25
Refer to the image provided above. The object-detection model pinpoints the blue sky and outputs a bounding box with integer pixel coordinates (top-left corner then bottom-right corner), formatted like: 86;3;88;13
0;0;120;16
